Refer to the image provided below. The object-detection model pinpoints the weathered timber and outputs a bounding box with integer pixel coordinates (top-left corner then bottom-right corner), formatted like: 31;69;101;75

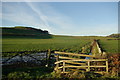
106;60;108;73
54;56;83;60
54;50;108;74
55;60;64;64
58;66;63;69
58;65;106;70
63;59;108;62
63;61;65;72
55;59;107;64
64;65;106;68
55;51;95;57
87;61;90;71
65;61;86;65
47;49;51;67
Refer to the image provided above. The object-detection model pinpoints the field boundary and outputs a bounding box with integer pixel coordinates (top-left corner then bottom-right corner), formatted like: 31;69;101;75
54;51;108;74
55;59;108;73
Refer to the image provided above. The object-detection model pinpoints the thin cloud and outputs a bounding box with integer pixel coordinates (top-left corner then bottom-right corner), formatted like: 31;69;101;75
26;2;50;28
26;2;52;32
26;2;77;34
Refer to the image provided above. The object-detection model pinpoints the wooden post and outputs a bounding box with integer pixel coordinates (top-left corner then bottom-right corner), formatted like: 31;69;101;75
106;60;108;73
87;61;90;71
20;53;23;66
46;51;47;66
56;63;59;72
56;54;59;61
46;49;51;67
63;61;65;73
56;54;59;72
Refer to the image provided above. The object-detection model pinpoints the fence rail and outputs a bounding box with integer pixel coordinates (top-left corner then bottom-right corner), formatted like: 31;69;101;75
54;51;108;74
55;59;108;73
55;51;95;57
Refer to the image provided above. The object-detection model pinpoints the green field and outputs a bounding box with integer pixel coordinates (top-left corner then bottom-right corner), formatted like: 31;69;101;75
99;39;119;54
2;35;119;57
2;35;92;53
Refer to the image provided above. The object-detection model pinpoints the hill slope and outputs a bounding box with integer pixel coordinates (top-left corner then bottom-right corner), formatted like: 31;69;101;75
1;26;52;39
107;33;120;38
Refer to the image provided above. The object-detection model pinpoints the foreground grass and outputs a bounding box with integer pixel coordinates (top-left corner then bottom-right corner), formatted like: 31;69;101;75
2;66;54;79
2;66;120;80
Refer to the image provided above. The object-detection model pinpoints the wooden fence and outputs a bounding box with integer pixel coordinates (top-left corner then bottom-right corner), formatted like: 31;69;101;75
54;51;108;74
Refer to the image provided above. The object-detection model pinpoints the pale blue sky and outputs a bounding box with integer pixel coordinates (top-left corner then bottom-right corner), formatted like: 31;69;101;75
1;2;118;36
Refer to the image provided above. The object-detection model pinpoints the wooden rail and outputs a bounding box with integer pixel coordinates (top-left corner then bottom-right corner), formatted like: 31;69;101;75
55;59;108;64
55;59;108;73
55;51;95;57
54;51;108;74
54;55;82;60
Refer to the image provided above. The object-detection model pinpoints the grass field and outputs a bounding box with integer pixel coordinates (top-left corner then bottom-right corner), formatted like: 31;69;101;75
2;35;93;54
99;39;119;54
2;35;119;57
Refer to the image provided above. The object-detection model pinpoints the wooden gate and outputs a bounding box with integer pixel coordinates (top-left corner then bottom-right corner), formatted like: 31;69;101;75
54;51;108;74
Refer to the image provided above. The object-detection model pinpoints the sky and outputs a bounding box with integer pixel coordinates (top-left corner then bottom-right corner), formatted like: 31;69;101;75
1;2;118;36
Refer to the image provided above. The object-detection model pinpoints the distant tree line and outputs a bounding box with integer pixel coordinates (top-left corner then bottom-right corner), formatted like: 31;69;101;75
107;34;120;38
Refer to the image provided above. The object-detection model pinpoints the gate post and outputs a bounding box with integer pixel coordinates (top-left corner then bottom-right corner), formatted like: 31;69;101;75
106;60;108;73
87;60;90;72
63;61;65;73
46;49;51;67
56;54;59;72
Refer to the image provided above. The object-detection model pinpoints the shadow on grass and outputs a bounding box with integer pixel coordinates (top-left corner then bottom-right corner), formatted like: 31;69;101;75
2;34;53;39
2;64;54;79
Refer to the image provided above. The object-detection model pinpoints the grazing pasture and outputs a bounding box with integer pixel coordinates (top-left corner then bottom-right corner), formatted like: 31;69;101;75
2;35;119;57
99;39;119;54
2;35;92;57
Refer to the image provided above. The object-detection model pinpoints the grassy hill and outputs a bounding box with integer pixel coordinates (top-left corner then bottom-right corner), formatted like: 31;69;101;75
1;26;52;39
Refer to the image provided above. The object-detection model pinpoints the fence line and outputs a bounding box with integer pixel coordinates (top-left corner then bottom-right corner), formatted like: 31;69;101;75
54;51;108;74
55;59;108;73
